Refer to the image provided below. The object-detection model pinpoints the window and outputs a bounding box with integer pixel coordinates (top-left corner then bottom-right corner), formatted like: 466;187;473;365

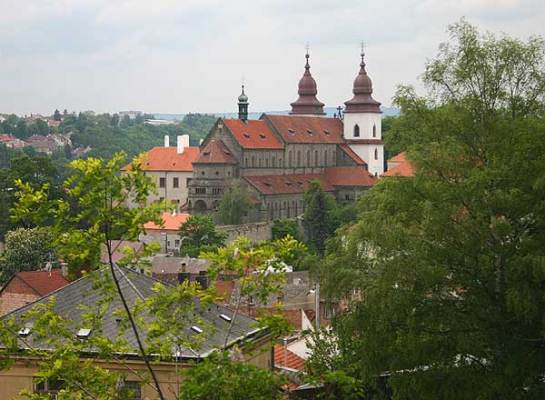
201;171;205;176
212;188;222;195
272;156;276;167
288;151;293;167
354;124;360;137
324;150;327;165
373;124;377;137
306;150;310;166
173;177;179;188
265;158;269;168
159;177;166;188
315;150;319;166
245;158;249;167
35;379;65;396
297;151;301;166
175;239;180;247
195;188;206;194
345;194;351;201
252;156;256;167
227;171;231;177
374;148;378;160
258;158;262;168
118;381;142;400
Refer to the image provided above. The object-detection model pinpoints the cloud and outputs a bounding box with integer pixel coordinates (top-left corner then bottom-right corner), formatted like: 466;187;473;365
0;0;543;114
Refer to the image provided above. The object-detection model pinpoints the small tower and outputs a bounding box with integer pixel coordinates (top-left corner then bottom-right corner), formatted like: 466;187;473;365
290;50;325;116
238;84;249;121
343;48;384;176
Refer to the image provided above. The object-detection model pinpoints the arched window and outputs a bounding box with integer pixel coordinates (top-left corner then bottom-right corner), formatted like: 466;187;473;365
372;124;376;137
354;124;360;137
258;158;262;168
252;155;256;167
297;151;301;166
306;150;311;166
315;150;319;166
374;148;378;160
324;149;327;166
272;156;276;168
288;151;293;167
245;158;249;167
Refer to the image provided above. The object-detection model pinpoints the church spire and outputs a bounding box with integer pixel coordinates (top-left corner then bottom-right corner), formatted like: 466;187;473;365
290;48;325;115
238;83;249;121
344;47;381;113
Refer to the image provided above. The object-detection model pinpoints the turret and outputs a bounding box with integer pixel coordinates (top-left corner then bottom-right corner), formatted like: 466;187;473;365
289;51;325;115
238;84;249;121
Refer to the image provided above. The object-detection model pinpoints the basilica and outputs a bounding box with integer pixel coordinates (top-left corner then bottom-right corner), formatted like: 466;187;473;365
187;51;384;220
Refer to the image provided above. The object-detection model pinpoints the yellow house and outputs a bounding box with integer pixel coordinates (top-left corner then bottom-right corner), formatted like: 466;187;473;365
0;266;272;399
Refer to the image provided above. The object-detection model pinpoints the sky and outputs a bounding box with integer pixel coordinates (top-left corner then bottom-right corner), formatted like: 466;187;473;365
0;0;543;116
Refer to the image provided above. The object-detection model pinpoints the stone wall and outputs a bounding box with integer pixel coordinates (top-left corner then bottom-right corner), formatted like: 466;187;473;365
217;221;273;244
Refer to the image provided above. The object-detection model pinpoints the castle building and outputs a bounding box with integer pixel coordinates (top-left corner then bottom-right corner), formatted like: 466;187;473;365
187;51;384;220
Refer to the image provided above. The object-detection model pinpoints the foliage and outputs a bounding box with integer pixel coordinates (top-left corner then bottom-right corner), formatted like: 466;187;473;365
217;180;254;225
271;218;301;241
178;214;227;257
0;227;56;283
180;352;286;400
315;20;545;399
257;235;309;271
303;180;338;256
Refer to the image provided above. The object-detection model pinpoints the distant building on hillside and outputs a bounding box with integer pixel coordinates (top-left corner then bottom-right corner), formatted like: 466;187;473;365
119;111;142;119
0;134;26;149
123;135;200;211
187;50;382;220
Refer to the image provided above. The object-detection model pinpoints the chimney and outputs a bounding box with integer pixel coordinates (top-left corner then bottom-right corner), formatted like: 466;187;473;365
199;139;204;145
164;135;170;147
177;134;190;154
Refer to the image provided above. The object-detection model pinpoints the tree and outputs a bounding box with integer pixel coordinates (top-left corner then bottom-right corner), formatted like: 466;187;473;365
53;109;62;121
272;218;301;241
178;214;226;257
303;180;337;256
0;227;55;283
180;352;285;400
314;21;545;399
217;181;254;225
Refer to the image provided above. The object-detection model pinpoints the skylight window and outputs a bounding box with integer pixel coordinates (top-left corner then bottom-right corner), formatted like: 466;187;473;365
76;328;92;339
243;133;250;139
288;129;295;134
191;325;203;334
307;129;313;135
219;313;232;322
324;130;330;135
18;326;31;337
259;133;266;139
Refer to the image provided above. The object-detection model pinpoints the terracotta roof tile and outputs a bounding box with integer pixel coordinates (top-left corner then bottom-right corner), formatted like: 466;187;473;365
10;270;70;297
223;119;284;150
339;144;366;166
194;140;237;164
383;161;415;177
274;344;306;371
264;115;344;144
244;174;334;195
144;212;190;232
124;147;200;172
324;166;377;187
389;151;407;163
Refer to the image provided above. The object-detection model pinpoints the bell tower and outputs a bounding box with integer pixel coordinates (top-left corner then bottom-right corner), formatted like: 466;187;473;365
238;84;249;121
343;48;384;176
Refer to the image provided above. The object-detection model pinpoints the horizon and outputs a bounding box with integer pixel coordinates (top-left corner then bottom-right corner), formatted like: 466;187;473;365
1;0;543;115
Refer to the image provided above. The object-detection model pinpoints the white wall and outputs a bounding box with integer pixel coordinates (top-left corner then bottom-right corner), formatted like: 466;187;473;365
343;112;384;175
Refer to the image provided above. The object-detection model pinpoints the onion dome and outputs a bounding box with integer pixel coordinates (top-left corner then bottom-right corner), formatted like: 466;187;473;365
290;52;325;115
238;84;248;103
238;84;249;121
344;52;381;114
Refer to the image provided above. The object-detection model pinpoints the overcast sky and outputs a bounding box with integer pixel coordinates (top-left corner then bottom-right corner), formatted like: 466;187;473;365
0;0;543;116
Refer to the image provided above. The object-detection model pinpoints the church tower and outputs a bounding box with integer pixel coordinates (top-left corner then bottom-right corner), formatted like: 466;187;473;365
343;50;384;176
290;51;325;116
238;84;249;121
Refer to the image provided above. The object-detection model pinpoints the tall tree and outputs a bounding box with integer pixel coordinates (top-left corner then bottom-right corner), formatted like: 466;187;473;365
314;21;545;399
53;109;62;121
217;181;253;225
303;180;337;256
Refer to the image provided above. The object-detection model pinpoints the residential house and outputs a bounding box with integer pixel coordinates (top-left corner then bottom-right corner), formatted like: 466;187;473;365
140;211;190;253
0;134;26;149
382;151;415;177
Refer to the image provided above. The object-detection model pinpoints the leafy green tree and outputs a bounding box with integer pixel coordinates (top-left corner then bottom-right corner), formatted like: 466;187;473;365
303;180;337;256
272;218;301;240
315;21;545;399
180;352;285;400
14;119;29;139
217;181;254;225
53;109;62;121
178;214;227;257
0;227;55;283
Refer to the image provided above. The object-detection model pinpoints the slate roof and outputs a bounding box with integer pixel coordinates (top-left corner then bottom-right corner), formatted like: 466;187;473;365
263;115;344;144
5;266;263;359
193;139;237;164
223;119;284;150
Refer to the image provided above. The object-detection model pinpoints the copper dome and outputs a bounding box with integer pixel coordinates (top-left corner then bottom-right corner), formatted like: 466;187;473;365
344;53;381;114
290;53;325;115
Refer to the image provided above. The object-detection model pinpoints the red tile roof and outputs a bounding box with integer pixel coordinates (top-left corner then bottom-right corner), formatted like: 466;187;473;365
244;174;334;195
324;166;377;187
264;115;344;144
144;212;190;232
125;147;200;172
339;144;366;166
383;161;415;177
194;140;237;164
389;151;407;163
4;270;70;297
223;119;284;150
274;344;306;371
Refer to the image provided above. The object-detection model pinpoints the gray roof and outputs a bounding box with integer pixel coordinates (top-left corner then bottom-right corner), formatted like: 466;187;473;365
5;265;263;359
